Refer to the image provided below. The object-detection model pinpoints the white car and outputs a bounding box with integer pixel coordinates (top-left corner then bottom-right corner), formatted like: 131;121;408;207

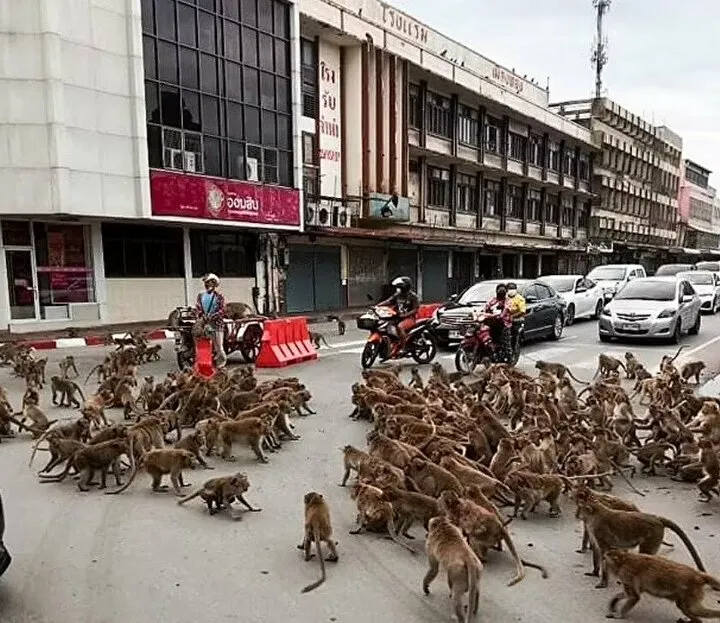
677;270;720;314
586;264;647;301
539;275;605;325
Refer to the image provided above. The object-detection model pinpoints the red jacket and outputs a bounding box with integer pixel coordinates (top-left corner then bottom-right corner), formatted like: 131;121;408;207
484;296;512;328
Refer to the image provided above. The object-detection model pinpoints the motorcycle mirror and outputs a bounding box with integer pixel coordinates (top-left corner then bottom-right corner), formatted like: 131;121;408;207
449;293;458;301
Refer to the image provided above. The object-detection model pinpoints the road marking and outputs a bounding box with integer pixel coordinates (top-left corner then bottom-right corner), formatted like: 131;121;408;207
679;333;720;359
337;347;366;355
328;339;367;349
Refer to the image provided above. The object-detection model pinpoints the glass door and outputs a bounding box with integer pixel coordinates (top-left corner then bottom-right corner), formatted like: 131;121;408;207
5;249;38;320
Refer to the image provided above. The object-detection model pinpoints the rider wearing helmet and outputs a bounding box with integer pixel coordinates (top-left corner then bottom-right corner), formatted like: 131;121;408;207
195;273;227;368
379;276;420;356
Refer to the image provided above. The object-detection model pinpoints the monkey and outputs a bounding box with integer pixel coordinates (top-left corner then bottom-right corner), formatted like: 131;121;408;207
297;492;339;593
325;314;346;335
660;345;686;370
593;353;626;379
577;498;706;588
39;439;129;491
632;364;652;389
106;448;196;496
534;360;588;384
504;470;565;520
696;438;720;502
18;402;56;439
35;438;86;475
623;352;641;379
50;376;85;408
603;548;720;622
137;375;154;409
381;485;441;539
174;430;213;469
308;331;330;349
405;457;464;498
59;355;79;379
628;441;675;476
681;361;706;385
423;515;482;623
489;438;518;481
84;359;113;384
218;417;270;463
409;367;424;391
80;390;112;429
224;301;254;319
340;444;370;486
28;418;91;470
177;472;261;518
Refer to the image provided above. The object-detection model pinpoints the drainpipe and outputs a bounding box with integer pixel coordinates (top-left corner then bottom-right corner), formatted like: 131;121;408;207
289;0;305;232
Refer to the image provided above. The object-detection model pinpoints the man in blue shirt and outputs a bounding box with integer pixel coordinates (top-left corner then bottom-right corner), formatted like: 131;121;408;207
195;273;227;368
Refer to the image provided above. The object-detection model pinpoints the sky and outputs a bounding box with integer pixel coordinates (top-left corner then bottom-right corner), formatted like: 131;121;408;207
390;0;720;184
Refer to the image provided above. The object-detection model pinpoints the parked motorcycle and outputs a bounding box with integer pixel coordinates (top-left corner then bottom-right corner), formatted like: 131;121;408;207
454;313;524;373
356;305;438;369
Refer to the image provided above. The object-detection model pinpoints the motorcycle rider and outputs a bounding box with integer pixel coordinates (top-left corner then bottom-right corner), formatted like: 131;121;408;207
195;273;227;368
378;276;420;357
483;283;512;360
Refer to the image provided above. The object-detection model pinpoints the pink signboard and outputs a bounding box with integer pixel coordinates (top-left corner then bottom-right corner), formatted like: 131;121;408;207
150;170;301;227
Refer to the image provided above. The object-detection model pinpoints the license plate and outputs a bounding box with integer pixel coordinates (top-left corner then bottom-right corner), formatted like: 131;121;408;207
449;330;461;339
622;323;641;332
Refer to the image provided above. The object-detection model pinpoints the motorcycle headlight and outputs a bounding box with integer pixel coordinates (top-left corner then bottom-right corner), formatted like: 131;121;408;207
657;309;677;319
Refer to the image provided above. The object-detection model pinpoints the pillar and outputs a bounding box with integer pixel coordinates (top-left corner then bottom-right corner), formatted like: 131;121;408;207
90;223;108;321
537;254;543;277
182;227;193;306
517;253;524;278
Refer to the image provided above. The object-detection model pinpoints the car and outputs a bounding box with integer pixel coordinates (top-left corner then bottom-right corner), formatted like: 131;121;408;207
598;276;701;343
538;274;605;325
434;278;566;347
654;263;696;276
695;261;720;277
586;264;646;302
0;492;10;578
677;270;720;314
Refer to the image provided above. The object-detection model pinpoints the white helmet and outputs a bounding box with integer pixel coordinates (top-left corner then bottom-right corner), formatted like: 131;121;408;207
203;273;220;286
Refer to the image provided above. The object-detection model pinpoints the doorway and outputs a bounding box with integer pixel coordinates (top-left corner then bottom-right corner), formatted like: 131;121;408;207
5;249;38;320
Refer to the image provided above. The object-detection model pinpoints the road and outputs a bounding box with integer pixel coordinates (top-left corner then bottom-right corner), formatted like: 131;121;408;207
2;315;720;623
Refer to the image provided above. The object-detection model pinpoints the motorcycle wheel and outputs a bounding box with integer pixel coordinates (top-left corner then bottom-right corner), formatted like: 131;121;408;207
176;350;194;371
410;331;437;365
361;342;380;369
454;347;475;373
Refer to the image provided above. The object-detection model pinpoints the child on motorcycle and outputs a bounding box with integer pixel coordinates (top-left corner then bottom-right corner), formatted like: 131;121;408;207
481;283;513;360
377;276;420;358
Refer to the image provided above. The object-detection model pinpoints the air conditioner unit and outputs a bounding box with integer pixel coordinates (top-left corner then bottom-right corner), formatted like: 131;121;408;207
305;201;318;226
183;151;196;172
316;203;332;227
246;157;259;182
163;148;183;170
336;204;350;228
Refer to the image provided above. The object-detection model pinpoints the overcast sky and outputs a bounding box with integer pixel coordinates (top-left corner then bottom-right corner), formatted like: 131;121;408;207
390;0;720;184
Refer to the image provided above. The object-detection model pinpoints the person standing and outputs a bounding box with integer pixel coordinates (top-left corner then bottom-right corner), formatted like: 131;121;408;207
196;273;227;368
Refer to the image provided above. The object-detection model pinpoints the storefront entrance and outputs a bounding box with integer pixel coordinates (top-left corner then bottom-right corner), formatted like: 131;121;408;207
5;248;37;320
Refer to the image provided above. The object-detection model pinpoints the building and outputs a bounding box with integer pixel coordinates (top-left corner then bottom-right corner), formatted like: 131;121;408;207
288;0;596;312
0;0;302;332
677;160;720;256
550;98;683;272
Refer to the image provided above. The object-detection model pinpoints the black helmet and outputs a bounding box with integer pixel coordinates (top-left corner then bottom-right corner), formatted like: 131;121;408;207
392;276;412;293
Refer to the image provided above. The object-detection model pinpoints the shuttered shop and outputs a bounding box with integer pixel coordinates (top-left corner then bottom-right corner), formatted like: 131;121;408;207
286;245;342;313
422;250;448;302
347;247;385;306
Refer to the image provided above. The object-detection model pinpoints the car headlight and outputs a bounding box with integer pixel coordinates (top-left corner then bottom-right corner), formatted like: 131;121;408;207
601;307;611;317
657;309;677;319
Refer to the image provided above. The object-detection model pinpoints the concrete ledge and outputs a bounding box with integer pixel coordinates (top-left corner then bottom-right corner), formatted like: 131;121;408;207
5;329;175;351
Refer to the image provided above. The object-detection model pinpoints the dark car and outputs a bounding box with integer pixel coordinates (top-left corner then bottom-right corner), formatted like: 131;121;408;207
655;264;696;276
434;278;566;347
0;492;10;578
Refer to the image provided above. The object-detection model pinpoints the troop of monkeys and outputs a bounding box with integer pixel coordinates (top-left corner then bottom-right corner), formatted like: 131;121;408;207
305;351;720;622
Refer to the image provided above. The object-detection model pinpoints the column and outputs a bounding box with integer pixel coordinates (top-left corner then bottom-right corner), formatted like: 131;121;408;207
499;177;508;231
475;170;484;229
90;223;108;322
449;164;458;227
418;80;428;149
182;227;193;306
517;253;524;277
450;93;459;158
537;254;543;277
496;255;503;278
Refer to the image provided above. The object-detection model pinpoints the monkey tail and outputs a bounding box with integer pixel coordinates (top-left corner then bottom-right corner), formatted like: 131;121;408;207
84;365;100;385
301;527;326;593
668;345;686;364
500;525;526;586
29;427;55;468
660;517;706;572
519;558;549;579
592;365;601;380
72;382;85;403
38;456;74;482
466;557;481;623
617;361;627;373
105;436;138;495
177;488;203;506
567;370;590;385
702;573;720;592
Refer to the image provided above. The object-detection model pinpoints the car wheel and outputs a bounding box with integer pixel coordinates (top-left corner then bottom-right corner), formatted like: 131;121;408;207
689;312;701;336
550;314;564;341
599;333;611;343
670;319;682;344
713;297;719;314
592;299;604;319
565;304;575;326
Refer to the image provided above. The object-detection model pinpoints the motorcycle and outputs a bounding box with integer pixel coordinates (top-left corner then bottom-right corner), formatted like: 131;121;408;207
454;312;524;373
356;305;438;369
169;306;265;371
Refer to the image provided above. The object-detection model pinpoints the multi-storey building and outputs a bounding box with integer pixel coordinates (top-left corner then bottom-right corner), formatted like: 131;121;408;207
0;0;302;332
289;0;596;312
551;98;683;271
677;160;719;255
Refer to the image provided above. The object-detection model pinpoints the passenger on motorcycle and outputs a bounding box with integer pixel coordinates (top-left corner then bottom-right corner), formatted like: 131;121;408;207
481;283;513;359
378;276;420;357
506;282;526;318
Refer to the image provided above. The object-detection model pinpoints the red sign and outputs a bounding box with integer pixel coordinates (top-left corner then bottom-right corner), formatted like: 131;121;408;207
150;170;301;227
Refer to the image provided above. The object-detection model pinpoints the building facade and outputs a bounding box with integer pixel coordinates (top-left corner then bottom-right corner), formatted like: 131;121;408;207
0;0;302;332
288;0;596;312
551;98;683;272
677;160;719;255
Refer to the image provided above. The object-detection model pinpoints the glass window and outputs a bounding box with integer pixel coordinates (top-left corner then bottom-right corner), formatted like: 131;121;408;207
179;47;199;89
260;71;275;109
259;33;273;71
273;1;287;37
202;95;219;134
261;109;276;145
223;0;239;20
145;81;160;123
102;224;184;278
276;114;290;149
141;0;155;33
158;41;178;82
242;26;258;66
228;140;245;179
276;76;289;112
274;39;288;74
177;3;197;47
147;124;163;167
245;106;260;143
198;10;216;52
243;67;259;104
200;53;217;93
143;36;157;79
181;91;201;131
227;101;243;139
1;221;31;246
204;136;223;176
190;230;257;278
224;20;240;61
226;61;242;100
258;0;273;31
156;0;177;40
241;0;257;26
160;85;181;127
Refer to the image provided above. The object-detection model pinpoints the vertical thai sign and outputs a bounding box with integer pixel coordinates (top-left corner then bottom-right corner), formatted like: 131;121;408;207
318;41;342;201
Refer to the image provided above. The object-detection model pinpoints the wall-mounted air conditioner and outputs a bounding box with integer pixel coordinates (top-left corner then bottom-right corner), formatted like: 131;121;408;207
305;201;319;226
183;151;196;172
246;157;259;182
336;204;350;228
163;148;183;170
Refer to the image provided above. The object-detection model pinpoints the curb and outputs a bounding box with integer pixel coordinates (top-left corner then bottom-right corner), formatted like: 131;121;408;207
14;329;176;351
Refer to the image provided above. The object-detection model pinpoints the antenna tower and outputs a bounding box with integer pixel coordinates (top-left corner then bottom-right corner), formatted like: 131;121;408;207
591;0;611;98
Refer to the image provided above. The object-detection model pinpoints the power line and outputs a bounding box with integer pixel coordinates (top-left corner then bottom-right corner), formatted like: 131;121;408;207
591;0;611;98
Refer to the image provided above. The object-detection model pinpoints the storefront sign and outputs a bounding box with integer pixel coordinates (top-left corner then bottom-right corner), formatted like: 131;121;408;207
150;171;301;227
367;193;410;222
318;41;342;200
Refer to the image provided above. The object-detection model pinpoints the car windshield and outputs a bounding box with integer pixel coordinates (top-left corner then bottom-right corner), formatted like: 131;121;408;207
587;266;627;281
655;265;692;276
696;262;720;272
458;282;499;305
540;276;576;293
614;280;676;301
681;272;713;285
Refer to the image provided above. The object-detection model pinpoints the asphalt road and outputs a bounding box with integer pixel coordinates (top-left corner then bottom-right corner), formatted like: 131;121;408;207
2;315;720;623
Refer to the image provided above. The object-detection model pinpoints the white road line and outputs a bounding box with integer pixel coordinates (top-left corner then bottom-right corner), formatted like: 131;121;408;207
337;347;365;355
680;333;720;359
327;339;367;349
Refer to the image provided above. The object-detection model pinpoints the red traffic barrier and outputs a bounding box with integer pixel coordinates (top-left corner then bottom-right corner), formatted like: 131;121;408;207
416;303;441;320
194;337;215;378
256;317;317;368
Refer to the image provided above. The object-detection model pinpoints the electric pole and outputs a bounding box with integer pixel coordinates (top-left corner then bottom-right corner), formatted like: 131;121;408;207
591;0;611;99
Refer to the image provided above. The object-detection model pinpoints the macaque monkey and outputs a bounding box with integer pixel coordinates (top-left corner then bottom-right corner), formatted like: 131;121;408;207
218;417;270;463
308;331;330;349
696;438;720;502
106;448;197;496
297;492;339;593
681;361;706;385
177;472;261;518
623;352;641;379
593;354;626;379
59;355;79;379
534;360;588;384
50;376;85;408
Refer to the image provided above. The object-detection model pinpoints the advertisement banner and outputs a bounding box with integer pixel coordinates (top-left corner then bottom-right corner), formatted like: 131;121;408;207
318;41;342;201
367;193;410;222
150;171;301;227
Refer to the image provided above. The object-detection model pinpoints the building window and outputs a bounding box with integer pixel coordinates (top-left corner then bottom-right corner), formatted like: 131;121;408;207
483;179;501;217
300;37;318;118
528;189;541;222
301;132;318;200
190;230;256;278
547;141;560;172
457;105;478;146
562;197;574;227
426;92;451;138
579;154;590;181
529;134;543;167
408;83;421;129
564;150;576;177
546;194;559;224
579;200;591;229
508;133;526;161
506;184;523;219
485;116;501;154
102;224;184;278
142;0;294;186
427;166;450;207
456;173;476;212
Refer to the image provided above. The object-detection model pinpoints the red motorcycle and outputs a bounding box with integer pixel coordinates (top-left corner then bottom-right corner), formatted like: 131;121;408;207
454;312;523;372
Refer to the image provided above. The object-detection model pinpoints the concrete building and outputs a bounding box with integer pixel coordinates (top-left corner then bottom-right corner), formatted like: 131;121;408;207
551;98;683;272
677;160;719;255
289;0;596;312
0;0;303;332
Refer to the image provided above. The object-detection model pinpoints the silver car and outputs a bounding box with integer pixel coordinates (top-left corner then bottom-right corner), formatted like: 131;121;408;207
598;276;702;343
677;271;720;314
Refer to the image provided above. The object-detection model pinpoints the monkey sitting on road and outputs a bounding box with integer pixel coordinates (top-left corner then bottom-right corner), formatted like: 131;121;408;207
177;472;261;518
623;352;641;379
298;492;339;593
681;361;706;385
106;448;197;496
325;315;346;335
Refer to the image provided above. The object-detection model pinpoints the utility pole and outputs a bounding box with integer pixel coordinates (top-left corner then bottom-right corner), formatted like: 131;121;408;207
591;0;611;99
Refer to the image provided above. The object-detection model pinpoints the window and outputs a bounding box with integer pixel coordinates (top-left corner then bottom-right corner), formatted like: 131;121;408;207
408;84;421;129
528;189;541;222
579;154;590;181
579;200;591;228
529;134;542;167
300;37;318;117
483;179;501;217
508;132;526;161
485;116;501;154
190;230;257;278
546;194;559;224
456;173;476;212
535;284;552;300
427;166;450;207
426;92;451;138
457;105;478;146
142;0;293;186
547;140;560;172
562;197;574;227
564;150;576;177
506;184;523;219
102;224;184;277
